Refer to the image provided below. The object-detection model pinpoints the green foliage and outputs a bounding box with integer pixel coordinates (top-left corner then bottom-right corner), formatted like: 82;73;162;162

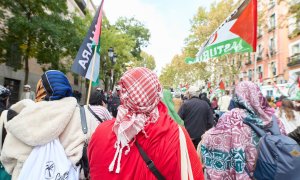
97;16;135;90
290;2;300;23
132;51;156;70
160;0;241;87
115;17;150;60
0;1;153;89
185;0;238;57
159;53;210;87
0;0;84;83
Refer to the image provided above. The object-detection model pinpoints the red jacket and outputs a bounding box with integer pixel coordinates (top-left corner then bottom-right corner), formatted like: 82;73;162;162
88;102;204;180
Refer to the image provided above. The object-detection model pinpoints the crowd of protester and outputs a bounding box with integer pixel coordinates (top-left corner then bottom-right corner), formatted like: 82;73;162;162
0;67;299;180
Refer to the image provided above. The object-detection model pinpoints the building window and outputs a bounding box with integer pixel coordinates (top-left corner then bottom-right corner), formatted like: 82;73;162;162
257;44;263;59
75;0;87;14
269;62;277;77
267;90;273;97
269;14;276;31
4;78;20;104
288;42;300;64
258;65;263;81
269;37;276;56
248;70;252;81
291;42;300;55
246;52;252;65
258;26;263;38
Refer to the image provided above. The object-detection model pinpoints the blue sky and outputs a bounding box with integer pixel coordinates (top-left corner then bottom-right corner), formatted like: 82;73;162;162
93;0;214;73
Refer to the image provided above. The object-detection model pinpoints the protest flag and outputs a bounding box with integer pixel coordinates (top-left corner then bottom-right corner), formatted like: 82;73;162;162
71;0;104;82
71;0;104;104
186;0;257;64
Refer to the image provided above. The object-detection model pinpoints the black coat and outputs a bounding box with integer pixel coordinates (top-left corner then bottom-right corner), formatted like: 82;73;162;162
289;126;300;145
178;97;214;139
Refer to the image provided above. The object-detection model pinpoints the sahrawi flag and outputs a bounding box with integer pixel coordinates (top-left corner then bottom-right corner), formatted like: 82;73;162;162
71;0;104;82
186;0;257;64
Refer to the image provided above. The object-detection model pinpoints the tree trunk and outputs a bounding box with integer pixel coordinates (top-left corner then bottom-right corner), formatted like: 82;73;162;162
24;41;30;85
24;12;32;85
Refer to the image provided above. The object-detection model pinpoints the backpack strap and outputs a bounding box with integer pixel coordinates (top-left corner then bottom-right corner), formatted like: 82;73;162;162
244;115;281;137
87;105;103;123
243;120;266;137
135;141;165;180
268;115;281;135
78;105;90;178
79;105;88;135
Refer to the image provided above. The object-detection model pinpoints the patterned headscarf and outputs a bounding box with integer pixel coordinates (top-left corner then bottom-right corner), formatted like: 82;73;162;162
35;79;46;102
109;67;162;173
200;81;285;180
233;81;275;126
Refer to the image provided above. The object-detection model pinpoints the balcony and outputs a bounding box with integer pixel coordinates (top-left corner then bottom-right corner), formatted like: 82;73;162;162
245;61;252;65
287;53;300;67
257;33;263;39
288;26;300;39
75;0;87;14
266;50;276;58
257;56;262;61
268;26;276;32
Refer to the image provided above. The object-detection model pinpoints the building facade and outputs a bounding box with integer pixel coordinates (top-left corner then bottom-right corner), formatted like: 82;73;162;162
0;0;96;104
236;0;300;90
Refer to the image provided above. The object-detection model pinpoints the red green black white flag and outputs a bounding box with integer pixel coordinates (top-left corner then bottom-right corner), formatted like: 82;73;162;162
186;0;257;64
71;0;104;82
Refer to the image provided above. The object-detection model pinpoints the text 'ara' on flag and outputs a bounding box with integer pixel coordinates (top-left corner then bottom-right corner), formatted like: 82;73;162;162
71;0;105;82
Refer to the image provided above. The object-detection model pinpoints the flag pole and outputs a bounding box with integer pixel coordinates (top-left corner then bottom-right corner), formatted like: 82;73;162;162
86;46;97;105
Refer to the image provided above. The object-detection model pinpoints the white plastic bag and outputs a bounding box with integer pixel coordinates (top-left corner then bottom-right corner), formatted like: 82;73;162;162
18;139;79;180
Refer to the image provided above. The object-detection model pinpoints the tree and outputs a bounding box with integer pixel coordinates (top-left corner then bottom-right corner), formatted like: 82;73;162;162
185;0;240;57
0;1;84;84
98;17;135;90
160;0;242;88
132;51;156;70
115;17;150;60
159;53;210;88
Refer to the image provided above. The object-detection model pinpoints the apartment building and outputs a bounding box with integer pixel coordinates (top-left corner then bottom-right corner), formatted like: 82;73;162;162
0;0;96;104
237;0;300;88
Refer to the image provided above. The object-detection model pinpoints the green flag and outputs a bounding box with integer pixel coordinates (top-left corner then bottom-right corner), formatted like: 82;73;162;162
188;0;257;64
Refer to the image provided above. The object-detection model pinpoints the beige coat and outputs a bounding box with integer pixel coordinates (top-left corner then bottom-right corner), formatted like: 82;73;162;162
0;97;98;179
173;98;182;113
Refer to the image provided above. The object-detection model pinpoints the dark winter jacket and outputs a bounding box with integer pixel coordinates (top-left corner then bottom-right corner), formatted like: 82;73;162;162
289;126;300;145
178;97;214;139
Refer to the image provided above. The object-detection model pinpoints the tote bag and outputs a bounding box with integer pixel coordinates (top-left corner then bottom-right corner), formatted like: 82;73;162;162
18;139;79;180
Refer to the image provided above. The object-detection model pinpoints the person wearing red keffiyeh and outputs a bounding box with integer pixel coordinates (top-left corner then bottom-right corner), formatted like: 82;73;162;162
88;67;204;180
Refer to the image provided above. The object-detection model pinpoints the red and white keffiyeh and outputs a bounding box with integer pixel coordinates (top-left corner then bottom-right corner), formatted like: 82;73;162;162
109;67;162;173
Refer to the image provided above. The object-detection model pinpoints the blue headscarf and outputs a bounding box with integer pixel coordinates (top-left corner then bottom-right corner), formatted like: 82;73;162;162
41;70;73;101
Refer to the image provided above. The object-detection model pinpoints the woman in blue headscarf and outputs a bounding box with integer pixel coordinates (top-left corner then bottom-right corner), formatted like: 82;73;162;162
1;70;98;179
